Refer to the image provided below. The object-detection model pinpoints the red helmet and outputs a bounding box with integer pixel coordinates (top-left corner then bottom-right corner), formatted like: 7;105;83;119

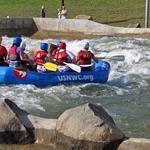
59;42;66;49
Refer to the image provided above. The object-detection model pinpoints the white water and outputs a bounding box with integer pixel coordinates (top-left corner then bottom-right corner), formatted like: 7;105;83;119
0;36;150;138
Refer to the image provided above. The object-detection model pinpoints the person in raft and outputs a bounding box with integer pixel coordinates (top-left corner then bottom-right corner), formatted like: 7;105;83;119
49;40;61;62
7;36;22;68
16;42;34;70
0;36;9;66
49;41;76;65
76;42;98;71
34;42;49;72
53;42;70;72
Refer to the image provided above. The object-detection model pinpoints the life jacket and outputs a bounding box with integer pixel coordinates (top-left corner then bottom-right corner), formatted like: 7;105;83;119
77;50;92;65
0;45;7;62
8;45;20;61
50;49;58;59
54;49;68;65
34;50;47;65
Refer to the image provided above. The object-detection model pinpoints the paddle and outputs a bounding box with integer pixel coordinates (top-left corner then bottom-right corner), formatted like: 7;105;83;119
80;64;93;67
64;62;81;73
80;54;125;68
95;54;125;61
43;62;58;71
43;62;81;73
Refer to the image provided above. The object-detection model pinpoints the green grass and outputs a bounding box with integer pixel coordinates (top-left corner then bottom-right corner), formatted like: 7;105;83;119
0;0;146;27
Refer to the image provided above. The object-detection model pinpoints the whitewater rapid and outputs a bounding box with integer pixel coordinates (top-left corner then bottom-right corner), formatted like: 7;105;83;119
0;36;150;138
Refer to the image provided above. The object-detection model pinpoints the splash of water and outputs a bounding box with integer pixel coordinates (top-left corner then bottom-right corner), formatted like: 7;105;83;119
0;36;150;138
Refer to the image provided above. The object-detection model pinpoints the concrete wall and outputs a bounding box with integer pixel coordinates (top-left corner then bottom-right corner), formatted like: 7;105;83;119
1;17;150;37
0;17;37;36
33;17;150;36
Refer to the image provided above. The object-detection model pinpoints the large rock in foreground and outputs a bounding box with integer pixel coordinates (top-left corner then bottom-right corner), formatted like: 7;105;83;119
0;99;56;144
56;103;126;150
117;138;150;150
0;99;32;143
0;99;149;150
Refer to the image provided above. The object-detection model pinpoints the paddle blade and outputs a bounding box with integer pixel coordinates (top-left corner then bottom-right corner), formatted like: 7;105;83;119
107;55;125;61
80;64;93;67
43;62;58;71
64;62;81;73
95;54;125;61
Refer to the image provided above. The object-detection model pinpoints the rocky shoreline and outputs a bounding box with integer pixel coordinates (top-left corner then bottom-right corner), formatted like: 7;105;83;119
0;99;149;150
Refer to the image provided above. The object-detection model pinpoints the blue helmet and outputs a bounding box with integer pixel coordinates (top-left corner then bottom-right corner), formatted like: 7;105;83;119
13;36;22;46
40;42;48;51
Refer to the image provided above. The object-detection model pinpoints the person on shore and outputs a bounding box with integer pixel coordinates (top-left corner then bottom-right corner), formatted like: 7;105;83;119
7;36;22;68
34;42;49;72
57;8;62;19
0;36;9;66
60;6;67;19
57;6;67;19
76;42;98;71
40;5;45;18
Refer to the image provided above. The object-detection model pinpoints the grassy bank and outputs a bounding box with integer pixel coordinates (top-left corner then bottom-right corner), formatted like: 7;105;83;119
0;0;146;27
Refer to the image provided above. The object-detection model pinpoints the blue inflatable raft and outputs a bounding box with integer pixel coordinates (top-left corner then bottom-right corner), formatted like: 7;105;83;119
0;61;110;87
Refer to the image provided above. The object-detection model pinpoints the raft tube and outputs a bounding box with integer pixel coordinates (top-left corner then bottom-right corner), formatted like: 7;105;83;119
0;61;110;87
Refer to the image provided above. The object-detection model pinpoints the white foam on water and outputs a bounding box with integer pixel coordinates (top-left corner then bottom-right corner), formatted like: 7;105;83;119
0;84;45;111
0;36;149;121
2;36;149;83
1;36;150;138
2;36;150;82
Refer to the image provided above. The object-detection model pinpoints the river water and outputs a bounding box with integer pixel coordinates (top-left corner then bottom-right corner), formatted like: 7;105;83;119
0;36;150;138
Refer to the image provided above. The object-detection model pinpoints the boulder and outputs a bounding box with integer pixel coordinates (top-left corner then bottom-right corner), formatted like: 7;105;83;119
75;15;93;20
29;115;57;144
0;144;57;150
56;103;126;150
117;138;150;150
0;99;57;144
0;99;33;143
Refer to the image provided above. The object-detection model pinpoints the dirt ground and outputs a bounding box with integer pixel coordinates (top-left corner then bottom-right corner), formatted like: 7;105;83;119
31;30;150;40
31;30;102;40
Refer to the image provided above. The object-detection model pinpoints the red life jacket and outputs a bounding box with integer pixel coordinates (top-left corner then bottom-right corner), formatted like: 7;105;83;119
77;50;92;65
34;50;47;65
0;45;7;62
8;45;20;61
54;49;68;65
50;49;58;59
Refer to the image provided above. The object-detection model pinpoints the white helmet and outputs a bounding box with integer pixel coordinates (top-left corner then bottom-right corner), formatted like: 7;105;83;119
21;42;26;50
83;42;89;50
